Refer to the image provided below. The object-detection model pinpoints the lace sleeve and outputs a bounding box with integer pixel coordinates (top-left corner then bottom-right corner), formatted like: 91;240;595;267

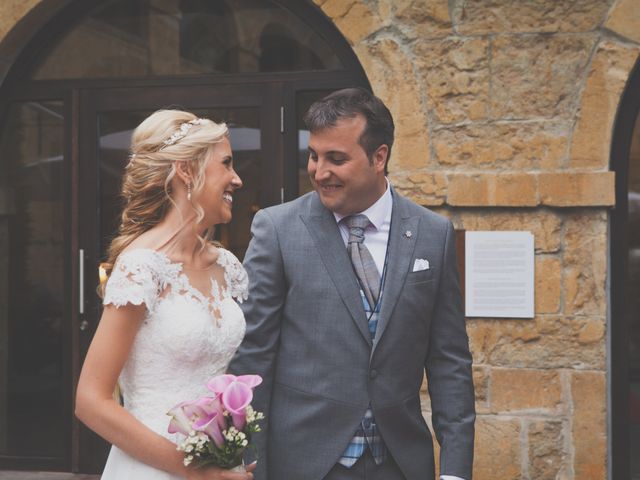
219;249;249;303
103;250;161;312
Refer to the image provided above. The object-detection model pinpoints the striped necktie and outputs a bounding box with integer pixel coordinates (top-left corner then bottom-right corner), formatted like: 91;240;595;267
345;214;380;309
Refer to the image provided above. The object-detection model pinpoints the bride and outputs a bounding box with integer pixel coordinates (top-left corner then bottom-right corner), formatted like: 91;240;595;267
75;110;255;479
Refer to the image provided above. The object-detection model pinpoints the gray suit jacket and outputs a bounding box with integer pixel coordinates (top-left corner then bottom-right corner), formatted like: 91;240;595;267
229;190;475;480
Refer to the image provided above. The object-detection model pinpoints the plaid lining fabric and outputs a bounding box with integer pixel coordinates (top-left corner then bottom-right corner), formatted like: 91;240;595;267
338;284;387;468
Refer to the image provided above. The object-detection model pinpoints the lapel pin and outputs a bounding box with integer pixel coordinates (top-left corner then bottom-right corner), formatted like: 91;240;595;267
404;230;412;238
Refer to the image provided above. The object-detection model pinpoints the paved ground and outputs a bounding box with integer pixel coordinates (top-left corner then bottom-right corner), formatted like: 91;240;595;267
0;473;98;479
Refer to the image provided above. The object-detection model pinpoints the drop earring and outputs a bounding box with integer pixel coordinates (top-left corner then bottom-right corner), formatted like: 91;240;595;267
187;182;192;201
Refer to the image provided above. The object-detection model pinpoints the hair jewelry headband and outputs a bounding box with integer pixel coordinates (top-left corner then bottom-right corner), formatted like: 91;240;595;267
127;118;207;167
162;118;207;148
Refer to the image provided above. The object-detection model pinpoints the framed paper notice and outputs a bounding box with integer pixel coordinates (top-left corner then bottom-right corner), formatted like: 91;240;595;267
465;231;534;318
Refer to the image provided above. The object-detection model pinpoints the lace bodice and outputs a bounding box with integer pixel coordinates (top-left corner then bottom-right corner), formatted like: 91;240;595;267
103;248;248;441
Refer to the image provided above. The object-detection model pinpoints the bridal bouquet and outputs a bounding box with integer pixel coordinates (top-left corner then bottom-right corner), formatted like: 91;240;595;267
167;374;264;471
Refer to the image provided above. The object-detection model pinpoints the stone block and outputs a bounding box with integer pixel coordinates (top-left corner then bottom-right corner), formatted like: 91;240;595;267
454;210;562;253
320;0;384;45
494;173;538;206
0;0;40;44
570;41;640;169
539;172;615;207
390;0;452;40
447;174;492;206
563;210;607;315
528;420;567;480
355;39;429;172
473;365;490;413
314;0;344;14
577;318;605;345
491;34;596;119
604;0;640;44
414;38;489;124
473;416;521;480
392;172;448;206
447;173;538;206
491;368;563;413
431;122;568;170
535;255;561;314
466;316;606;370
572;371;606;479
454;0;612;35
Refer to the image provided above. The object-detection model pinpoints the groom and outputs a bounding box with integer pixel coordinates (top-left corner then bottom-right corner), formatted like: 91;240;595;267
229;88;475;480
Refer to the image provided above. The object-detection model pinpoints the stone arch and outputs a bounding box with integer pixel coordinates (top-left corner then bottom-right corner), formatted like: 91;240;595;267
311;0;434;175
572;42;637;170
610;54;640;479
0;0;68;83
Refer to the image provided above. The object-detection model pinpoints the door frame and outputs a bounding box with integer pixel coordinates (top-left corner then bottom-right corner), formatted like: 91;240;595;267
0;0;370;473
0;70;365;473
72;82;286;472
610;57;640;480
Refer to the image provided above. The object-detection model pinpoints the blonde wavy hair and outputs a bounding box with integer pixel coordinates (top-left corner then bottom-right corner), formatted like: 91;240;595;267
99;109;228;296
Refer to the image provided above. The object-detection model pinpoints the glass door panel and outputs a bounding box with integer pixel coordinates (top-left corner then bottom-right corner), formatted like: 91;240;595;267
295;90;334;196
32;0;344;80
98;107;262;261
0;101;68;466
76;84;278;473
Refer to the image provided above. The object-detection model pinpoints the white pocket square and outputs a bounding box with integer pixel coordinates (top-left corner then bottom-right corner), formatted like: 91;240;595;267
412;258;430;272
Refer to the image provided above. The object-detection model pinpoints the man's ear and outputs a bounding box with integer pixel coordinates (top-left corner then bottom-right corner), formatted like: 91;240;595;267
173;161;191;184
372;144;389;173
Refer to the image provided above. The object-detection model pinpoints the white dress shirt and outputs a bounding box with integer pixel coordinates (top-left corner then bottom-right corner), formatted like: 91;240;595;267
333;180;465;480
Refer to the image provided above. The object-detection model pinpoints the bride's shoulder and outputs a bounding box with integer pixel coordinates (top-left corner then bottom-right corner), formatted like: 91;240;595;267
117;230;176;271
115;248;172;275
104;248;170;310
110;245;179;296
214;245;249;303
213;244;239;265
103;236;186;310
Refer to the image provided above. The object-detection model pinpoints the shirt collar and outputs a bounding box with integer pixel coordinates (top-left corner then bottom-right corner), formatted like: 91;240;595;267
333;178;392;230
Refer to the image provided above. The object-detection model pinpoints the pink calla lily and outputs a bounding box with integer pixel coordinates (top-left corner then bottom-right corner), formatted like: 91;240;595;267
193;410;225;448
221;380;253;430
198;395;226;429
236;375;263;389
170;374;264;458
167;396;224;437
167;401;193;436
206;374;237;395
207;374;263;395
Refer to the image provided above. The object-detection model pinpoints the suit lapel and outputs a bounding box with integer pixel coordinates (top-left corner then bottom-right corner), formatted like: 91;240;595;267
300;194;372;346
372;193;420;355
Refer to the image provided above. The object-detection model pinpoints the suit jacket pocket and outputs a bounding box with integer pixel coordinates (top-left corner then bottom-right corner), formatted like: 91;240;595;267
405;268;436;285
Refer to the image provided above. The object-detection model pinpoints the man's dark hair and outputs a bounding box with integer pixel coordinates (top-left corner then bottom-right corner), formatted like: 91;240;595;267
303;87;395;174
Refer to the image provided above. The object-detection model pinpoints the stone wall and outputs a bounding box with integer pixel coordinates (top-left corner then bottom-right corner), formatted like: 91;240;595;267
1;0;640;478
311;0;639;479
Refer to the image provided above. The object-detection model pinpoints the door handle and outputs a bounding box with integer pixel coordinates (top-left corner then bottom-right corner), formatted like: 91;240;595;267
79;248;85;314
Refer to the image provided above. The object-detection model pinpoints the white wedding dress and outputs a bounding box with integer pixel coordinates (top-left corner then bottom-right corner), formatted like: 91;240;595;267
100;248;248;479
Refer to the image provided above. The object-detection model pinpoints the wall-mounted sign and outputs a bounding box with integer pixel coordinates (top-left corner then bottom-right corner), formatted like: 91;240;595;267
465;231;534;318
